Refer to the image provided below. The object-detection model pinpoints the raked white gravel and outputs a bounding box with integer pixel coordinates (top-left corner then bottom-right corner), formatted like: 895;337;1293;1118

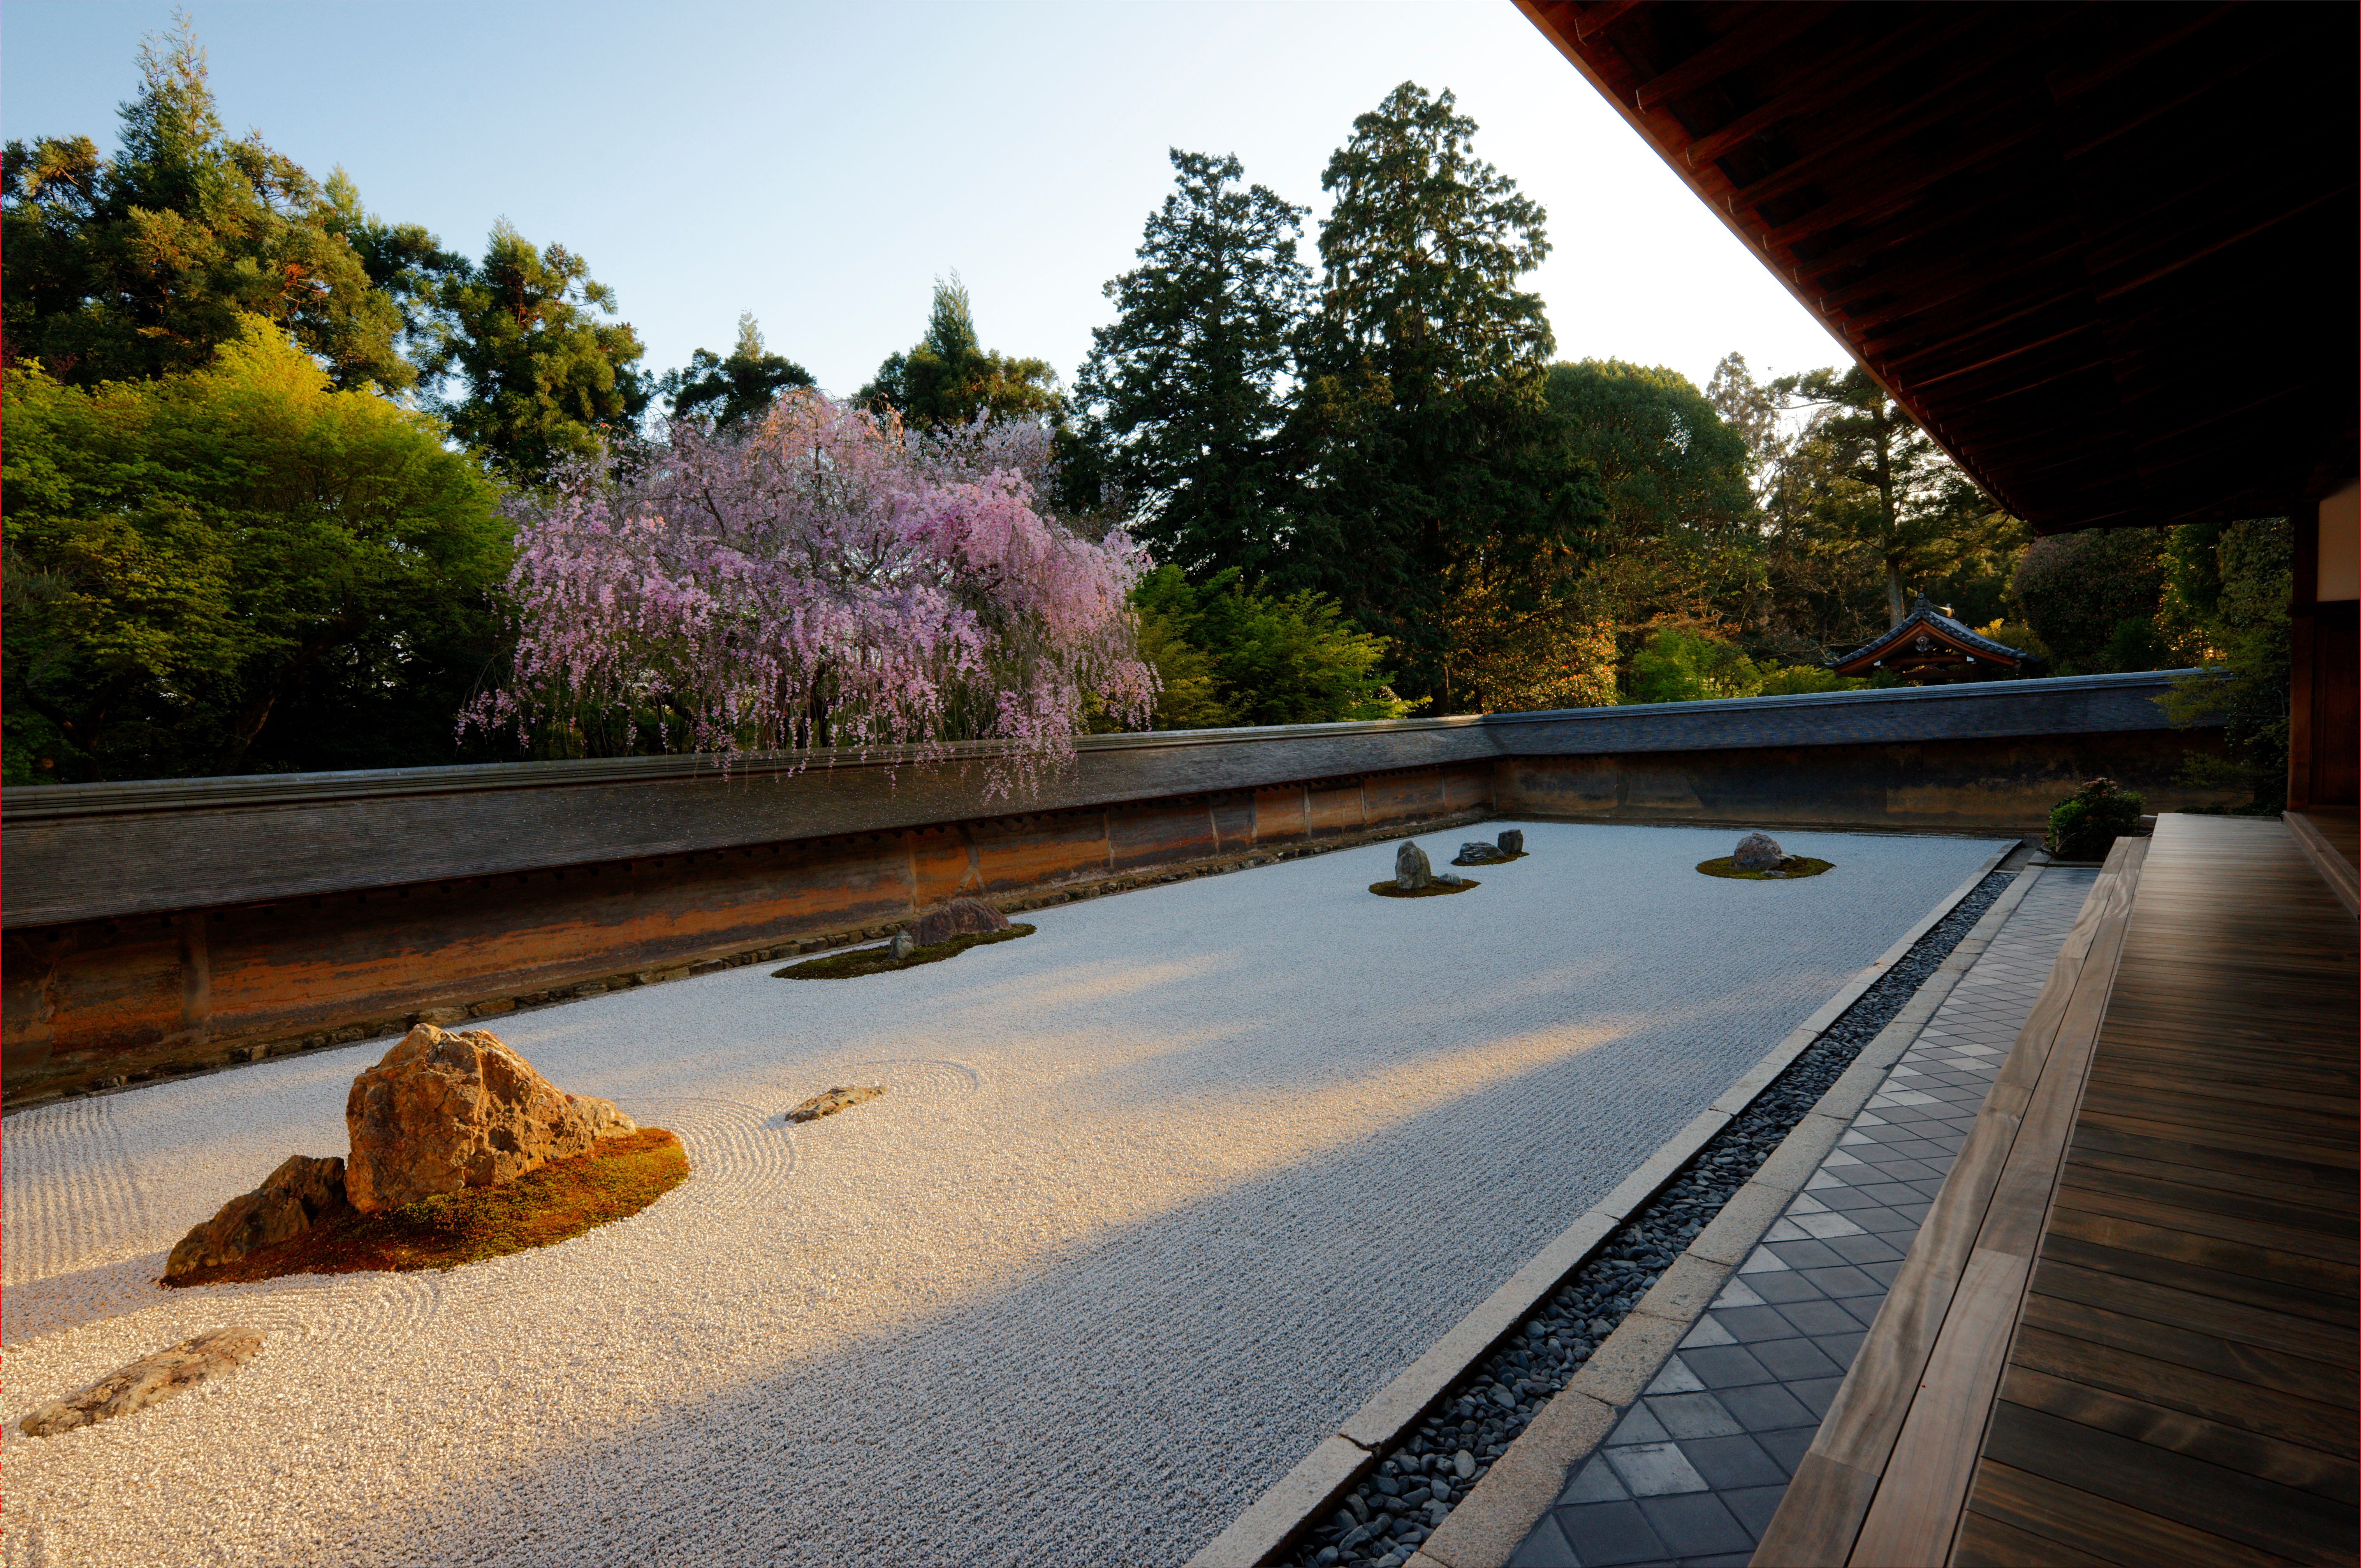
3;821;2002;1567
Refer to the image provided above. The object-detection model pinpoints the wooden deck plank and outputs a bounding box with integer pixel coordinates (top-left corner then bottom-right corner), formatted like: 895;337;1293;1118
1963;1459;2298;1566
1999;1365;2360;1503
1980;1402;2356;1563
2030;1257;2361;1368
1945;816;2361;1567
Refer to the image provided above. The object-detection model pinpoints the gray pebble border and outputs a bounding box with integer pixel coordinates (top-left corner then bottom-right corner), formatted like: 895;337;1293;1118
1287;869;2015;1568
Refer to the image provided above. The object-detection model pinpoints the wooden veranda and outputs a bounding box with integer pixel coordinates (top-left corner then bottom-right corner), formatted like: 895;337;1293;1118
1752;814;2357;1565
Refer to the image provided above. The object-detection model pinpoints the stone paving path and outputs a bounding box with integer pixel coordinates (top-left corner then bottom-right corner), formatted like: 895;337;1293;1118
1507;867;2099;1568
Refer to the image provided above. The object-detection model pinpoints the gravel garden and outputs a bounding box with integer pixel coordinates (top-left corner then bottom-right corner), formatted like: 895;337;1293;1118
2;820;2004;1567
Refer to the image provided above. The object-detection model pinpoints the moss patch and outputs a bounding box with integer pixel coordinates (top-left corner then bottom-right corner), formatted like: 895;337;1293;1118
1369;879;1481;898
771;923;1036;979
1696;856;1835;881
162;1129;688;1287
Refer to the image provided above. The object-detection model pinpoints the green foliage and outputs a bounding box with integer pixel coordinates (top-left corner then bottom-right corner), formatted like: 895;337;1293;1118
2047;777;2146;861
859;274;1061;430
1073;150;1311;578
2;18;414;391
2156;518;2292;804
1765;365;2022;653
417;221;648;485
1126;564;1416;728
1627;628;1763;704
2;322;507;782
2011;527;2168;673
659;312;814;433
1284;83;1605;705
1756;665;1868;696
1546;359;1761;627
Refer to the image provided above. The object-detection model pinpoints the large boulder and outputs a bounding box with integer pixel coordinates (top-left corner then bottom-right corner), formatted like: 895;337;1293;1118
1497;829;1524;856
909;897;1010;948
1395;841;1434;891
345;1025;599;1213
1731;832;1798;872
1454;841;1509;866
165;1155;351;1280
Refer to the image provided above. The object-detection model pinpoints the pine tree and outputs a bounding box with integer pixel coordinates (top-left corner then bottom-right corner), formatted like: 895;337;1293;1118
857;275;1061;429
1073;150;1311;578
661;313;815;433
1;16;412;389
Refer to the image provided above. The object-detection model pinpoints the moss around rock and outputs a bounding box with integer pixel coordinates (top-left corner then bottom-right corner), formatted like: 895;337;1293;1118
771;924;1035;979
1696;856;1835;881
1369;879;1480;898
160;1129;688;1286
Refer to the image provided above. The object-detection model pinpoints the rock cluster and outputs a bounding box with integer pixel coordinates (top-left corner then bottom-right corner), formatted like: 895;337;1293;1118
19;1326;264;1437
165;1155;351;1279
1451;830;1525;867
909;897;1010;947
1731;831;1802;873
165;1025;640;1281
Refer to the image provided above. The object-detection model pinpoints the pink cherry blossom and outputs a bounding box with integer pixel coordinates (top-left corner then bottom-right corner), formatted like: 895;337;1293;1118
468;392;1156;792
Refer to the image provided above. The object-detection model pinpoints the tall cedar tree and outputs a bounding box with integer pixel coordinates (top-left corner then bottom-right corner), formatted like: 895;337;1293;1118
660;313;815;433
859;276;1061;430
418;221;648;486
1;18;412;390
1286;83;1603;708
1073;151;1312;579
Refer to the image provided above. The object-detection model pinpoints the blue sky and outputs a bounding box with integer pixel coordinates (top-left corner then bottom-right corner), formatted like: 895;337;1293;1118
1;0;1853;400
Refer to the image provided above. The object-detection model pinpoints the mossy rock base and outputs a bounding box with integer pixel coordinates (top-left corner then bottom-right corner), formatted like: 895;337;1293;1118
162;1129;688;1286
1369;879;1481;898
1449;850;1530;868
772;924;1036;979
1696;856;1835;881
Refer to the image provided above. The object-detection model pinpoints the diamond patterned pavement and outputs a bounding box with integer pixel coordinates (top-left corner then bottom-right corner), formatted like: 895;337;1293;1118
1508;868;2099;1568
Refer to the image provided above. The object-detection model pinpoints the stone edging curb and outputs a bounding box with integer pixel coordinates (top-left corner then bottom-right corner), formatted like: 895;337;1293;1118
1187;843;2021;1568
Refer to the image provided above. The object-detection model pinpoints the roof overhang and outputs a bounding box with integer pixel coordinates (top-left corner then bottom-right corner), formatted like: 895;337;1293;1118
1518;1;2360;534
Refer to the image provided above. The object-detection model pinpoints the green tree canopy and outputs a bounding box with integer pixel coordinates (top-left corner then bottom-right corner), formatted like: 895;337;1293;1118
2;18;413;391
419;220;648;485
2;320;507;781
2012;526;2169;674
858;275;1061;430
1546;359;1761;627
1765;364;2021;649
660;312;815;433
1073;150;1311;579
1285;82;1604;707
1122;565;1415;728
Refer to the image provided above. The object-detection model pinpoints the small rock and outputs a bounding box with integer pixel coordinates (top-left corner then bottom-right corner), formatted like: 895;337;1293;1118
1452;841;1508;866
1427;1499;1451;1526
1374;1474;1401;1496
908;897;1010;947
786;1085;886;1123
1497;828;1524;855
1394;841;1433;891
1454;1448;1476;1479
566;1095;638;1138
165;1155;351;1280
1433;870;1468;887
888;930;917;960
1731;831;1798;872
19;1327;263;1436
1488;1383;1517;1409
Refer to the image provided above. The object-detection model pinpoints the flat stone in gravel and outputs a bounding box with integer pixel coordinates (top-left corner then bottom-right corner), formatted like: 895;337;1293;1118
19;1327;263;1437
785;1085;886;1124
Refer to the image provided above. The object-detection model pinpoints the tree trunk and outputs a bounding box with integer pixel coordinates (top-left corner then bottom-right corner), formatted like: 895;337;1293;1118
1886;564;1907;627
